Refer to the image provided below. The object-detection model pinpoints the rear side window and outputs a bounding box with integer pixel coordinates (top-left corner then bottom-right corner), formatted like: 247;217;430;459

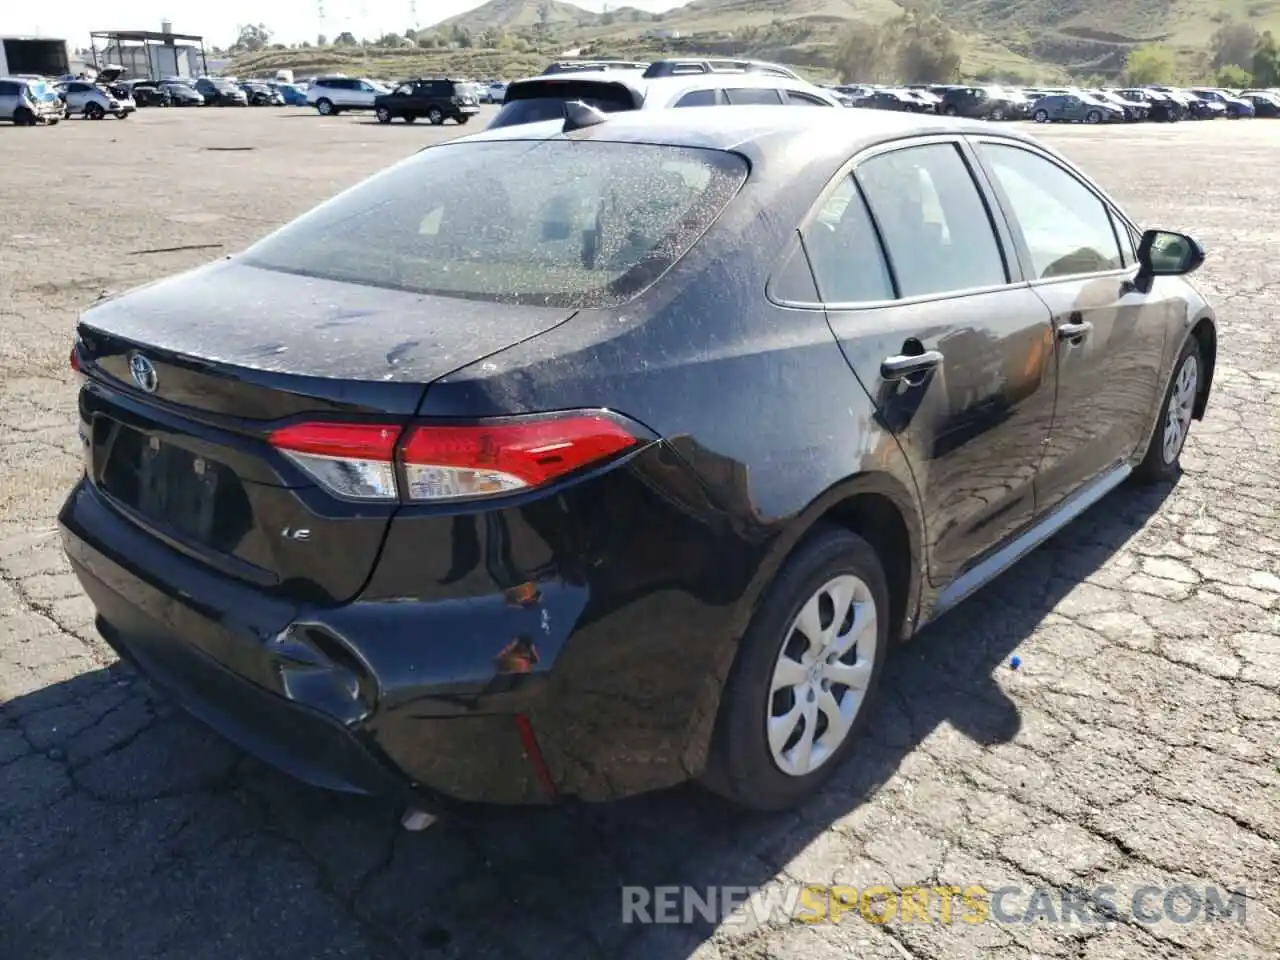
786;90;829;105
0;82;17;96
855;143;1007;298
724;87;782;105
804;176;894;303
242;140;748;308
490;80;637;127
674;88;718;107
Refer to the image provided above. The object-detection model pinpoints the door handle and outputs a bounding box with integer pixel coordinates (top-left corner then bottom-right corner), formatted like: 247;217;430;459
881;350;944;380
1057;320;1092;343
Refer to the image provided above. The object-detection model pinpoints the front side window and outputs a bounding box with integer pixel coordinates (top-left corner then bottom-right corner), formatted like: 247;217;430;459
977;143;1123;279
803;176;894;303
855;143;1007;298
242;140;747;308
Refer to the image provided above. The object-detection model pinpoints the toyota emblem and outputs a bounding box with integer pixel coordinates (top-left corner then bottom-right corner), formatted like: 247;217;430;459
128;353;158;393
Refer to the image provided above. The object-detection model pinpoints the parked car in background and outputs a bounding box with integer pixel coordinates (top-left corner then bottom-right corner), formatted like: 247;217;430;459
160;81;204;106
374;78;480;125
271;81;309;105
1238;91;1280;117
540;59;648;74
56;78;135;119
486;80;507;103
240;81;285;106
490;60;840;129
1089;89;1148;121
60;108;1216;816
194;77;248;106
0;76;64;124
1189;88;1254;118
938;85;1021;120
1030;92;1123;124
125;80;172;107
306;76;390;115
864;88;930;112
1117;88;1181;121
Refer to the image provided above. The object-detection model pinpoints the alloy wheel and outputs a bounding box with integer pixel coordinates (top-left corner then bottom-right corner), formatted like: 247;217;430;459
1162;353;1199;464
767;574;877;777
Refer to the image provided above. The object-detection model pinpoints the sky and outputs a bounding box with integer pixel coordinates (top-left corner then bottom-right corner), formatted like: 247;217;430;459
5;0;686;50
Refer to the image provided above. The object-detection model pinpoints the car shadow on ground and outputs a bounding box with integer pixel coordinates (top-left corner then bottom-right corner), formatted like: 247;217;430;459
1;480;1174;960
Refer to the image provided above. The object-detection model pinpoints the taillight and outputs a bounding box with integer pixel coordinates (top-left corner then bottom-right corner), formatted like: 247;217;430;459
269;421;402;501
268;412;640;504
69;340;82;373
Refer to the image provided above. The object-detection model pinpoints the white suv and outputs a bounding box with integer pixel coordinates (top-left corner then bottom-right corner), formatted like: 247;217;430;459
57;79;135;119
490;58;841;129
306;76;390;115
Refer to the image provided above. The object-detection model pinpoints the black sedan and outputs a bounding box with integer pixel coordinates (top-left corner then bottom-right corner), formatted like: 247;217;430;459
127;81;172;107
61;108;1217;815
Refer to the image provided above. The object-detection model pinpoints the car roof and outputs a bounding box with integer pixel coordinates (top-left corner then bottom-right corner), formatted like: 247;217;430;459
505;69;838;107
454;105;1049;183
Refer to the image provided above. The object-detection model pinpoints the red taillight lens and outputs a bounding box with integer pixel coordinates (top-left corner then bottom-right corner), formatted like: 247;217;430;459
400;414;638;502
69;341;83;373
268;413;639;504
269;422;402;501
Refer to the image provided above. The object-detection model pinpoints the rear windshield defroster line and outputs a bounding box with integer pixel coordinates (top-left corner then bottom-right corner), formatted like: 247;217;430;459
241;139;749;309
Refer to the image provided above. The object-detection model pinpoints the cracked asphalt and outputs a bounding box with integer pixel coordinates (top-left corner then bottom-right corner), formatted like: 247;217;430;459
1;107;1277;960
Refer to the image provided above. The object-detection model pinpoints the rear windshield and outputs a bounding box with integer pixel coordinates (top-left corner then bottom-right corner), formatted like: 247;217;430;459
241;139;748;308
490;80;638;127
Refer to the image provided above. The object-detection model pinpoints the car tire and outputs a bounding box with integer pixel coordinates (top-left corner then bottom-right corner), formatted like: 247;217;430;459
1133;336;1203;485
316;98;333;116
13;106;34;126
403;115;416;123
456;114;470;125
943;105;957;116
85;102;105;120
700;526;890;811
115;112;130;119
1034;109;1049;123
427;107;444;125
1085;110;1101;124
376;106;392;124
990;107;1005;121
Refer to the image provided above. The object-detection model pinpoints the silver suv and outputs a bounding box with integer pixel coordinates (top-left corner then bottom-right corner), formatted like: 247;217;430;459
490;58;840;129
0;77;65;125
306;76;391;115
56;78;136;119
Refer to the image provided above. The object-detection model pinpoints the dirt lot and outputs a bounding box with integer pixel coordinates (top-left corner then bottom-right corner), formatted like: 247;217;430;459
1;107;1277;960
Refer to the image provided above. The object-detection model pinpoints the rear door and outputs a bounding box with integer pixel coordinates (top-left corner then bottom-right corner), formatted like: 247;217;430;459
802;137;1057;587
969;137;1172;513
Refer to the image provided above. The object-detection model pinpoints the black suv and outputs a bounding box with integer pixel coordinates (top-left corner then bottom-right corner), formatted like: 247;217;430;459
938;85;1019;120
193;77;248;106
374;79;480;125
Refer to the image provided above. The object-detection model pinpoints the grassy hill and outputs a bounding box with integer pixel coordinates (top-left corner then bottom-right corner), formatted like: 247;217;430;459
229;0;1279;83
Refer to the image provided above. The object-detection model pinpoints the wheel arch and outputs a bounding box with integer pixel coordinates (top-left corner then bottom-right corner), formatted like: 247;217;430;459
1189;314;1216;419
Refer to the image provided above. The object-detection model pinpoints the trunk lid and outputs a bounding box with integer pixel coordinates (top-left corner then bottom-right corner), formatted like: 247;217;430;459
76;259;576;605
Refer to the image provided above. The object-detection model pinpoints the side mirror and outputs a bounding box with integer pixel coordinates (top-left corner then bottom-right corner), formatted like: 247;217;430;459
1137;229;1204;279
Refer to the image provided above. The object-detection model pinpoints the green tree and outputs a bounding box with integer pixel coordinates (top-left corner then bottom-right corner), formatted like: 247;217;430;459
334;31;358;46
231;23;271;53
1210;21;1259;69
836;23;894;82
835;12;959;84
1124;44;1176;84
1253;31;1280;87
317;33;327;46
1216;63;1252;88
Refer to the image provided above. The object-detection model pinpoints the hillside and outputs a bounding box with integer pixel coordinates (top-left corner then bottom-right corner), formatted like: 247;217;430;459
230;0;1280;82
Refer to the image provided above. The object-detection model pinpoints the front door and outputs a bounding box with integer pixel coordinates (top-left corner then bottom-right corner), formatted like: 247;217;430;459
807;139;1057;587
969;138;1172;514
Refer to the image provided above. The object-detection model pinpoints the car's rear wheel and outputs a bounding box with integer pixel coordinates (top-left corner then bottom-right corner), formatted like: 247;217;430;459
1085;109;1102;123
456;114;470;124
1134;337;1202;484
12;107;34;126
85;102;105;120
990;107;1005;121
428;107;444;125
1034;109;1049;123
316;98;333;116
701;527;889;811
376;106;392;124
